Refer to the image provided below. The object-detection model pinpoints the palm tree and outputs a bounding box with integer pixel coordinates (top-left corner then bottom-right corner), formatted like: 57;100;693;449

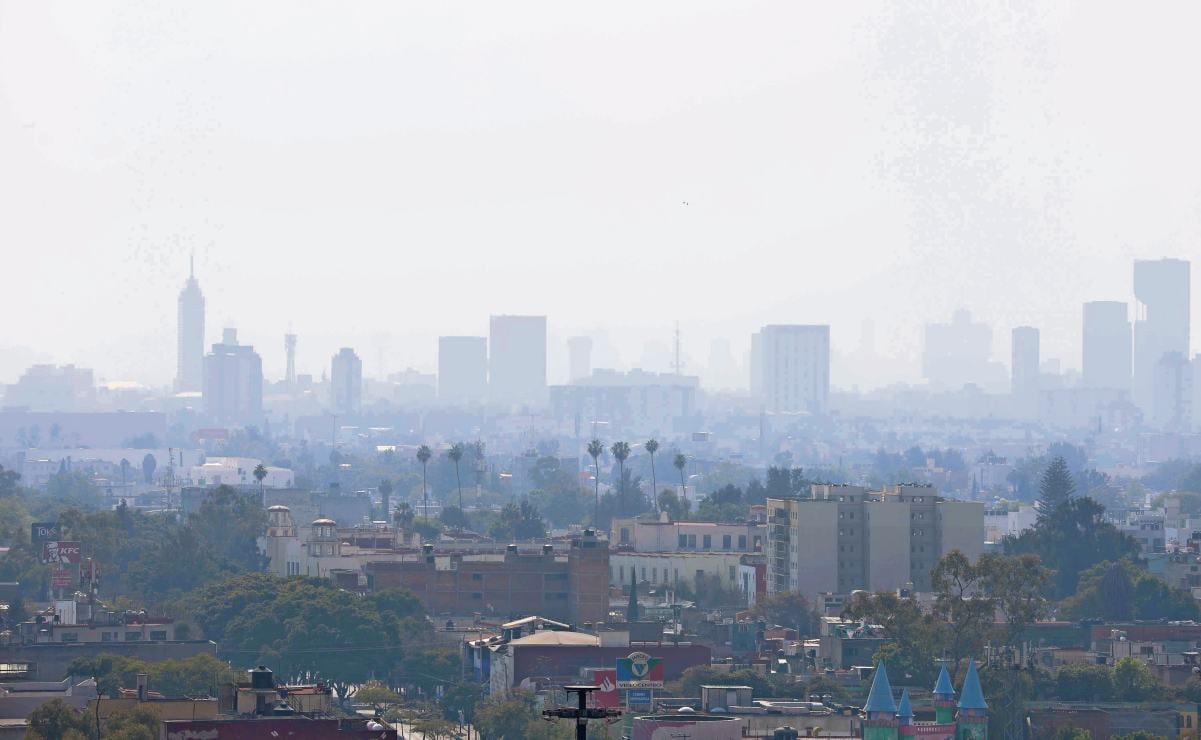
416;445;432;520
253;463;267;492
587;439;605;524
448;443;465;511
673;453;688;500
644;439;660;514
611;441;631;518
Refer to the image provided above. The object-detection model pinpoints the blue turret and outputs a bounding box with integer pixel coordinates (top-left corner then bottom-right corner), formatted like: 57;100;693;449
864;661;898;715
933;664;954;699
957;659;989;736
896;688;913;726
932;663;956;723
957;660;988;711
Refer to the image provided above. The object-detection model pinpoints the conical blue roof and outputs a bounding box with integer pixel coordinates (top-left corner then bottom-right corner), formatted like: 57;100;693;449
933;663;954;698
864;661;897;713
957;660;988;710
896;688;914;719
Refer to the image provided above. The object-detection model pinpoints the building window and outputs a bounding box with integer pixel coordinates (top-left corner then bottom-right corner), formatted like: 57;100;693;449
125;632;142;641
695;570;704;581
687;534;697;548
728;566;736;581
652;568;658;583
101;632;116;642
60;633;78;643
839;512;845;519
620;528;630;544
738;535;747;550
703;535;712;550
679;534;688;548
619;566;624;581
150;630;168;641
641;567;647;580
723;534;732;549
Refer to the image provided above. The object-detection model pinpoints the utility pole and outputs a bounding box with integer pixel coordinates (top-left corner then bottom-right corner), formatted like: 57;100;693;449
542;685;621;740
671;322;684;376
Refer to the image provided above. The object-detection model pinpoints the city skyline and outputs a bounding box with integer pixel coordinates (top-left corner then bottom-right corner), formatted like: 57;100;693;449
5;4;1201;388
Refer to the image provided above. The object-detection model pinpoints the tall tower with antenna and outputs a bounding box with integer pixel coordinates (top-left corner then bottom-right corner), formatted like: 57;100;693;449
175;255;205;393
671;321;684;376
284;334;297;386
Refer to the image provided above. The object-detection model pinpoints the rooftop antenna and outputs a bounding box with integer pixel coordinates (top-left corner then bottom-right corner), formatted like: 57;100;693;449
672;321;684;376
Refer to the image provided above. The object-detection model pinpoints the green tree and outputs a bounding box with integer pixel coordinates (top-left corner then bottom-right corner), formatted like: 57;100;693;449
447;443;465;511
587;439;605;524
754;591;818;636
1112;656;1160;702
379;478;394;521
103;705;161;740
142;453;157;485
416;445;432;520
610;441;631;517
657;488;689;520
439;505;470;530
1037;456;1076;520
0;464;20;496
488;501;546;542
1056;662;1113;701
25;698;90;739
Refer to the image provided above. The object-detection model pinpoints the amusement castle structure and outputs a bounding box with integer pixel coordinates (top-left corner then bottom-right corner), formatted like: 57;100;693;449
863;660;988;740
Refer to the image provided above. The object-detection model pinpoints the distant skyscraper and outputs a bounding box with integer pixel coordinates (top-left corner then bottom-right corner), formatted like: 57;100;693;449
330;347;363;415
567;336;593;383
922;310;1005;391
749;331;764;398
1134;258;1190;412
1011;326;1040;418
489;315;547;406
758;325;830;414
203;328;263;426
1152;352;1192;431
438;336;488;404
284;334;297;386
1082;301;1131;392
175;257;205;393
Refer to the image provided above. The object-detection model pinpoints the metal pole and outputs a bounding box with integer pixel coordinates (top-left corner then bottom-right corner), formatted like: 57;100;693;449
576;687;587;740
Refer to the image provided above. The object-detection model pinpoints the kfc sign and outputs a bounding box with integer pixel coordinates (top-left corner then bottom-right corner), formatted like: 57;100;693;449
41;541;82;564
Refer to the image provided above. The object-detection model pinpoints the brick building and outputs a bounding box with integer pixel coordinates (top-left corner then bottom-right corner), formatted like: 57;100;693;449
364;530;609;625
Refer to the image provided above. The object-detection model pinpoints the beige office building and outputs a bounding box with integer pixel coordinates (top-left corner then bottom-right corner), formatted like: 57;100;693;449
768;484;983;599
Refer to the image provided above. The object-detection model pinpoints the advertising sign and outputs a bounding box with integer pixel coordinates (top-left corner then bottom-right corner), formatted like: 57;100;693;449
627;688;652;705
41;541;82;564
589;669;619;709
616;651;664;689
32;522;60;543
51;568;73;588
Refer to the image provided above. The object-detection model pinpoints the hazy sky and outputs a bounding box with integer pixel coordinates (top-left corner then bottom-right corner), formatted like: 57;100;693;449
2;2;1199;388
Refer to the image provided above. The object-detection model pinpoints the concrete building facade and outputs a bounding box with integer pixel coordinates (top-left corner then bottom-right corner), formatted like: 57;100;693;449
768;484;984;599
1082;300;1132;392
756;324;830;415
489;315;547;406
202;329;263;426
329;347;362;416
438;336;488;404
1133;258;1190;413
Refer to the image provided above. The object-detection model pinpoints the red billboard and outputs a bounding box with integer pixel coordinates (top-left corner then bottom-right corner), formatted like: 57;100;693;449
51;568;74;588
42;541;82;564
589;669;619;709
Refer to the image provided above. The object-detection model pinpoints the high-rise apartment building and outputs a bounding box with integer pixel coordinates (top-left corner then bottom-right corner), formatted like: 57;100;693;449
330;347;362;416
1011;326;1040;418
175;258;205;393
438;336;488;404
489;315;547;406
1082;301;1132;392
757;325;830;414
203;328;263;426
1152;352;1193;431
1134;259;1190;412
768;485;983;599
567;336;593;383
